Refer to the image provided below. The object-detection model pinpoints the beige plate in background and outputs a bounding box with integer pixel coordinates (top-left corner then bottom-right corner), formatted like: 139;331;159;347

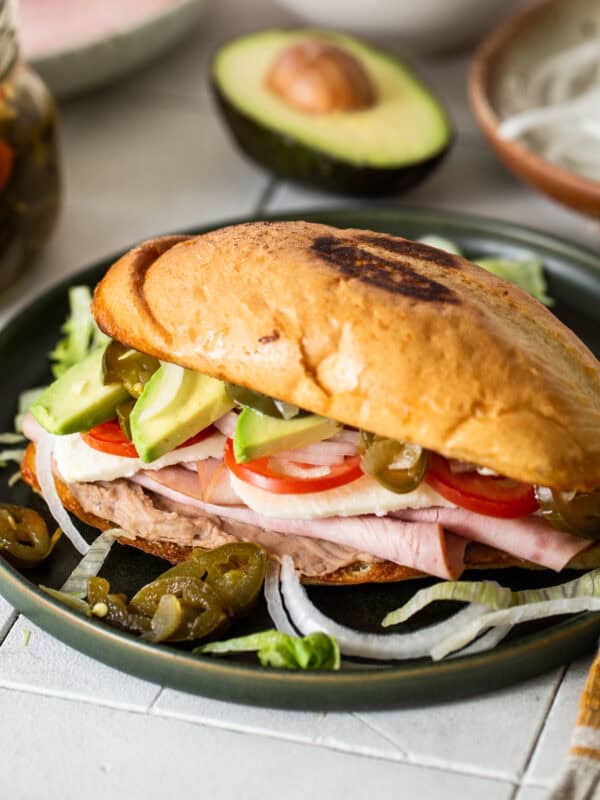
470;0;600;219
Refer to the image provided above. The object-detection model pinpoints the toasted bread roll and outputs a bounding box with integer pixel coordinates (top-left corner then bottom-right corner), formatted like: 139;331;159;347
92;221;600;490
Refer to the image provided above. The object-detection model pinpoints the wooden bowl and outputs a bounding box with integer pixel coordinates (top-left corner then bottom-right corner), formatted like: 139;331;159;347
470;0;600;219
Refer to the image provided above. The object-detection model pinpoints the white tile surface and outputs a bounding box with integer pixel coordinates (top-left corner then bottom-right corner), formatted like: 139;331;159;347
525;655;595;788
154;668;563;782
357;669;564;781
515;787;550;800
0;688;516;800
0;616;159;711
0;595;16;641
153;688;402;760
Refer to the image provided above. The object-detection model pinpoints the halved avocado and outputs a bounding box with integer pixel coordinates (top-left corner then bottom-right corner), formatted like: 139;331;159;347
211;30;452;196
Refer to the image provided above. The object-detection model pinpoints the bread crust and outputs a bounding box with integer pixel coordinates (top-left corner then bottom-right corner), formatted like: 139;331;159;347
92;222;600;491
20;444;600;585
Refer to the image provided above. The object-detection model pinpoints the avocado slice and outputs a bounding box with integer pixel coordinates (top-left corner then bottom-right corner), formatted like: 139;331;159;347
30;346;129;435
234;407;340;463
212;30;452;196
130;364;233;463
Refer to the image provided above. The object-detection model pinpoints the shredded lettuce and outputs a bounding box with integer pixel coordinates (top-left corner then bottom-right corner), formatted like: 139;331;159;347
196;629;341;670
0;433;25;444
384;569;600;629
418;235;553;305
40;586;92;616
0;448;26;468
382;580;513;627
432;597;600;660
7;469;21;487
60;529;129;597
49;286;109;378
513;569;600;605
418;234;463;255
383;570;600;658
475;257;553;306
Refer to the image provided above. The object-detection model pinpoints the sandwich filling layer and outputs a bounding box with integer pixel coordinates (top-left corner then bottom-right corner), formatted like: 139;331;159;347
24;413;594;581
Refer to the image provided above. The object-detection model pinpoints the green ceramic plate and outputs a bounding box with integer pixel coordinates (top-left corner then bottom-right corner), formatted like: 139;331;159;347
1;207;599;711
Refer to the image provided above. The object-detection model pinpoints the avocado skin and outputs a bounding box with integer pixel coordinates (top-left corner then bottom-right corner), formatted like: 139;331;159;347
212;80;452;197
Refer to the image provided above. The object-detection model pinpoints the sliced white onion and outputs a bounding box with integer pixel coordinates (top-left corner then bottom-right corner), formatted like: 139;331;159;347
268;459;331;479
264;559;297;636
212;410;238;438
280;556;487;660
35;431;89;555
499;88;600;140
136;361;184;422
331;429;360;446
274;440;357;465
431;597;600;661
449;625;512;659
529;40;600;105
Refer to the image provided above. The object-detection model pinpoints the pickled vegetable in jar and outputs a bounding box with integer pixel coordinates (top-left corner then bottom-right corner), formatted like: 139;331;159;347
0;0;60;290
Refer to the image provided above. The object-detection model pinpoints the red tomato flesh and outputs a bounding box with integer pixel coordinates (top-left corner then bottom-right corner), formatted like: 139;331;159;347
0;139;14;191
223;438;362;494
426;454;538;518
82;420;215;459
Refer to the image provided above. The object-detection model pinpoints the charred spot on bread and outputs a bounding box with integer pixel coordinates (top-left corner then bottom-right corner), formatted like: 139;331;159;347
258;330;280;344
312;235;459;304
358;234;460;268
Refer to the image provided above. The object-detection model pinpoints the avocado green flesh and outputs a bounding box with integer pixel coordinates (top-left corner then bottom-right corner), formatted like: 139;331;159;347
130;365;233;463
234;407;340;463
213;30;451;169
30;347;129;435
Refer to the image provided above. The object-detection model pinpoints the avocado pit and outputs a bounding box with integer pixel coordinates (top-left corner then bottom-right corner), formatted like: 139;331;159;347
265;39;376;114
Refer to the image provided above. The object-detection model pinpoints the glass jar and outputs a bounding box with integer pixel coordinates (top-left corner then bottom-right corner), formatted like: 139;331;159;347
0;0;60;291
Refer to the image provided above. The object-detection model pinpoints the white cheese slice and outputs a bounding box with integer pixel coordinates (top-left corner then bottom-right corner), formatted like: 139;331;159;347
229;473;453;520
53;432;225;483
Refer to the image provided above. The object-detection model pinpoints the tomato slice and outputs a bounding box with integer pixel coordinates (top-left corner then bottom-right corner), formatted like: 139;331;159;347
82;420;215;459
223;438;363;494
426;454;538;518
0;139;14;191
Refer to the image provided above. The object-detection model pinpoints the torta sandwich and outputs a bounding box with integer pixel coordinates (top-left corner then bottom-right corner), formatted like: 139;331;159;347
21;221;600;584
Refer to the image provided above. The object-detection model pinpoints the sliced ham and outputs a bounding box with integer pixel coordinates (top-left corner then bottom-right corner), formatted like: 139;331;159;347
149;461;240;505
133;471;467;580
135;468;593;576
69;478;378;578
393;508;591;572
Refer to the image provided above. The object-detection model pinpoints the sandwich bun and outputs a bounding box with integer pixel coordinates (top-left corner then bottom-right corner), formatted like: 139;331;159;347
92;222;600;491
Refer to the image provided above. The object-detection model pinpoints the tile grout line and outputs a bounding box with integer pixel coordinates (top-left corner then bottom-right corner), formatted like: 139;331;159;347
518;665;569;784
0;611;19;648
351;712;409;759
0;679;513;785
352;710;520;785
507;782;520;800
146;685;164;713
0;680;157;715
